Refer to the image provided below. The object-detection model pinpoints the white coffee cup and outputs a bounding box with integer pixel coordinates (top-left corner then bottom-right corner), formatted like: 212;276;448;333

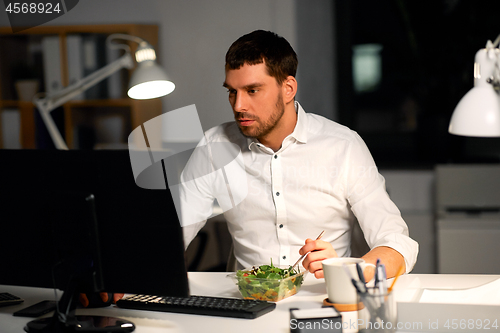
322;257;375;307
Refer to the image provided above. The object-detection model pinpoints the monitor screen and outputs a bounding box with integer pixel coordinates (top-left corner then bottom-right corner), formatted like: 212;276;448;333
0;149;189;298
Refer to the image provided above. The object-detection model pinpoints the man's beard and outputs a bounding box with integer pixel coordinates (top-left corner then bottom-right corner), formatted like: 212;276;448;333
236;92;285;139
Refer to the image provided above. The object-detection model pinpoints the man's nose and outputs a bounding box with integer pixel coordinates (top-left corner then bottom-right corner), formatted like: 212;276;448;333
232;92;247;113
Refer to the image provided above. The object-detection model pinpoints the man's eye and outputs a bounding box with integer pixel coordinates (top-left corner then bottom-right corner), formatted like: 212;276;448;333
227;89;236;95
248;89;257;94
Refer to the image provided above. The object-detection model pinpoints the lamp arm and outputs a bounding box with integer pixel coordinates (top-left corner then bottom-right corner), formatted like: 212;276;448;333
33;52;134;150
34;52;134;113
37;105;68;149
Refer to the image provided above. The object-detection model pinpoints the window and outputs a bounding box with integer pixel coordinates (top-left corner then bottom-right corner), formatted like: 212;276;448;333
335;0;500;168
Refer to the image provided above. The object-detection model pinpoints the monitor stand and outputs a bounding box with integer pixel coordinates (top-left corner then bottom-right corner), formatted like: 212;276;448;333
24;280;135;333
25;315;135;333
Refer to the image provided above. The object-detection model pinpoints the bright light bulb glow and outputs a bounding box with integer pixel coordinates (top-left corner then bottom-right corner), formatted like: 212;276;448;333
128;80;175;99
486;111;498;124
135;48;156;62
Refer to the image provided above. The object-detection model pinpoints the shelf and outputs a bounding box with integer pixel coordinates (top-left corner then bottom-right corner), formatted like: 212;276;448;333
0;24;162;149
1;98;132;108
66;99;132;107
0;100;19;107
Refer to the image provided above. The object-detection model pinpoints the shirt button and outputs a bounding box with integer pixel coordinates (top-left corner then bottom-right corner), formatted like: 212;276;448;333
274;155;278;159
282;256;286;260
276;192;280;196
279;224;283;228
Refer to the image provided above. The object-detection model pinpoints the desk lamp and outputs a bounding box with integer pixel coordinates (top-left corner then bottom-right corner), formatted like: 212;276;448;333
33;34;175;149
449;35;500;137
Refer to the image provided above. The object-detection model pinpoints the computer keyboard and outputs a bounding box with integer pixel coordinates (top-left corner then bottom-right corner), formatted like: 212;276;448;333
116;294;276;319
0;293;24;307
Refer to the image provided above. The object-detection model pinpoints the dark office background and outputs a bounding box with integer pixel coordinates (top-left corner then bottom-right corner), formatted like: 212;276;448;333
1;0;498;274
335;0;500;168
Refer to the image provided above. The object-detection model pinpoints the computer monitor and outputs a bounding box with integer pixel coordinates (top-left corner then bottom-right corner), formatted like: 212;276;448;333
0;149;189;332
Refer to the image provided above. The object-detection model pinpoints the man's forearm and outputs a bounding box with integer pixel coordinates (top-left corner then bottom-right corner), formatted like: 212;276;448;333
361;246;405;281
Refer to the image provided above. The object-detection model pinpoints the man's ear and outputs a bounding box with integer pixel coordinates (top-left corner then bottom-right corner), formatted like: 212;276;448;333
282;76;297;104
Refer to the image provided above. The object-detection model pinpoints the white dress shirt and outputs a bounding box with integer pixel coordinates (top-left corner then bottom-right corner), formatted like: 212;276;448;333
181;102;418;272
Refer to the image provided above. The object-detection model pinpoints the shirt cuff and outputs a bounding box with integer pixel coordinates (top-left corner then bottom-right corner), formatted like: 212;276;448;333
371;233;419;274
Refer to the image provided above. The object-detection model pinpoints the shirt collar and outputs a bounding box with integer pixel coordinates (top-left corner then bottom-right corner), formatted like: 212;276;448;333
291;101;308;144
246;101;308;151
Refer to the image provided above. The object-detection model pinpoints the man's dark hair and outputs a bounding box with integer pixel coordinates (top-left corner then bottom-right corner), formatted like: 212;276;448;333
225;30;298;84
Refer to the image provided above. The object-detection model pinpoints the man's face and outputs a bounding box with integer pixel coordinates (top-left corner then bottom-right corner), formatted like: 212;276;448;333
223;63;285;140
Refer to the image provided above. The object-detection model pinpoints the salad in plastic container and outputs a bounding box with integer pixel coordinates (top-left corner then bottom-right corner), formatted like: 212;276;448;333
228;261;308;302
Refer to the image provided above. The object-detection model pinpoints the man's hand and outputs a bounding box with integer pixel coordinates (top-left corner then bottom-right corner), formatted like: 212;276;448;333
361;246;406;280
299;238;338;279
79;292;124;308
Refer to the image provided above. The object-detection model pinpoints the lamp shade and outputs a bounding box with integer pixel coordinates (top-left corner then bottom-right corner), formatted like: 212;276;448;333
449;45;500;137
127;60;175;100
449;86;500;137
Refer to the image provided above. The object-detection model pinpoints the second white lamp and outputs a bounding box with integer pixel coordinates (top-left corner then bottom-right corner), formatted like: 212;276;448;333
449;37;500;137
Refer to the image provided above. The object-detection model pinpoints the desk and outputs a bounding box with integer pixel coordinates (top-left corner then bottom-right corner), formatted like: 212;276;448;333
394;274;500;332
1;273;499;333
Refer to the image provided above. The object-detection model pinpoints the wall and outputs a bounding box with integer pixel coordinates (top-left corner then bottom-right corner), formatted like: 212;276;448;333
0;0;336;132
155;0;298;130
295;0;336;120
381;169;436;273
3;1;443;274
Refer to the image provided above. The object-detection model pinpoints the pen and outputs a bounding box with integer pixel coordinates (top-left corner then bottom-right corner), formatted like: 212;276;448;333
374;258;381;288
357;290;379;320
377;264;387;294
351;278;368;295
375;263;386;304
356;263;366;287
292;230;325;270
388;264;404;293
343;264;367;294
345;265;380;321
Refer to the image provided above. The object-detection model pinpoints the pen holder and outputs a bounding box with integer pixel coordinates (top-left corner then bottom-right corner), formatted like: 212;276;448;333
356;287;397;333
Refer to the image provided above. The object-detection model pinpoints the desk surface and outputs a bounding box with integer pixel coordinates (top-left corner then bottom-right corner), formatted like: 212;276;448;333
1;273;499;333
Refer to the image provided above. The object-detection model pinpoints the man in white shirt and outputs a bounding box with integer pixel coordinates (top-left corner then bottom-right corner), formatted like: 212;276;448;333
181;30;418;280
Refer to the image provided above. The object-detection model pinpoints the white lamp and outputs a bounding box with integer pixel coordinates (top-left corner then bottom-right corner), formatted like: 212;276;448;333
33;34;175;150
127;40;175;99
449;35;500;137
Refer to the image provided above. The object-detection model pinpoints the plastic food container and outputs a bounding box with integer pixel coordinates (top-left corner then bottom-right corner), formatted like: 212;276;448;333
228;265;308;302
